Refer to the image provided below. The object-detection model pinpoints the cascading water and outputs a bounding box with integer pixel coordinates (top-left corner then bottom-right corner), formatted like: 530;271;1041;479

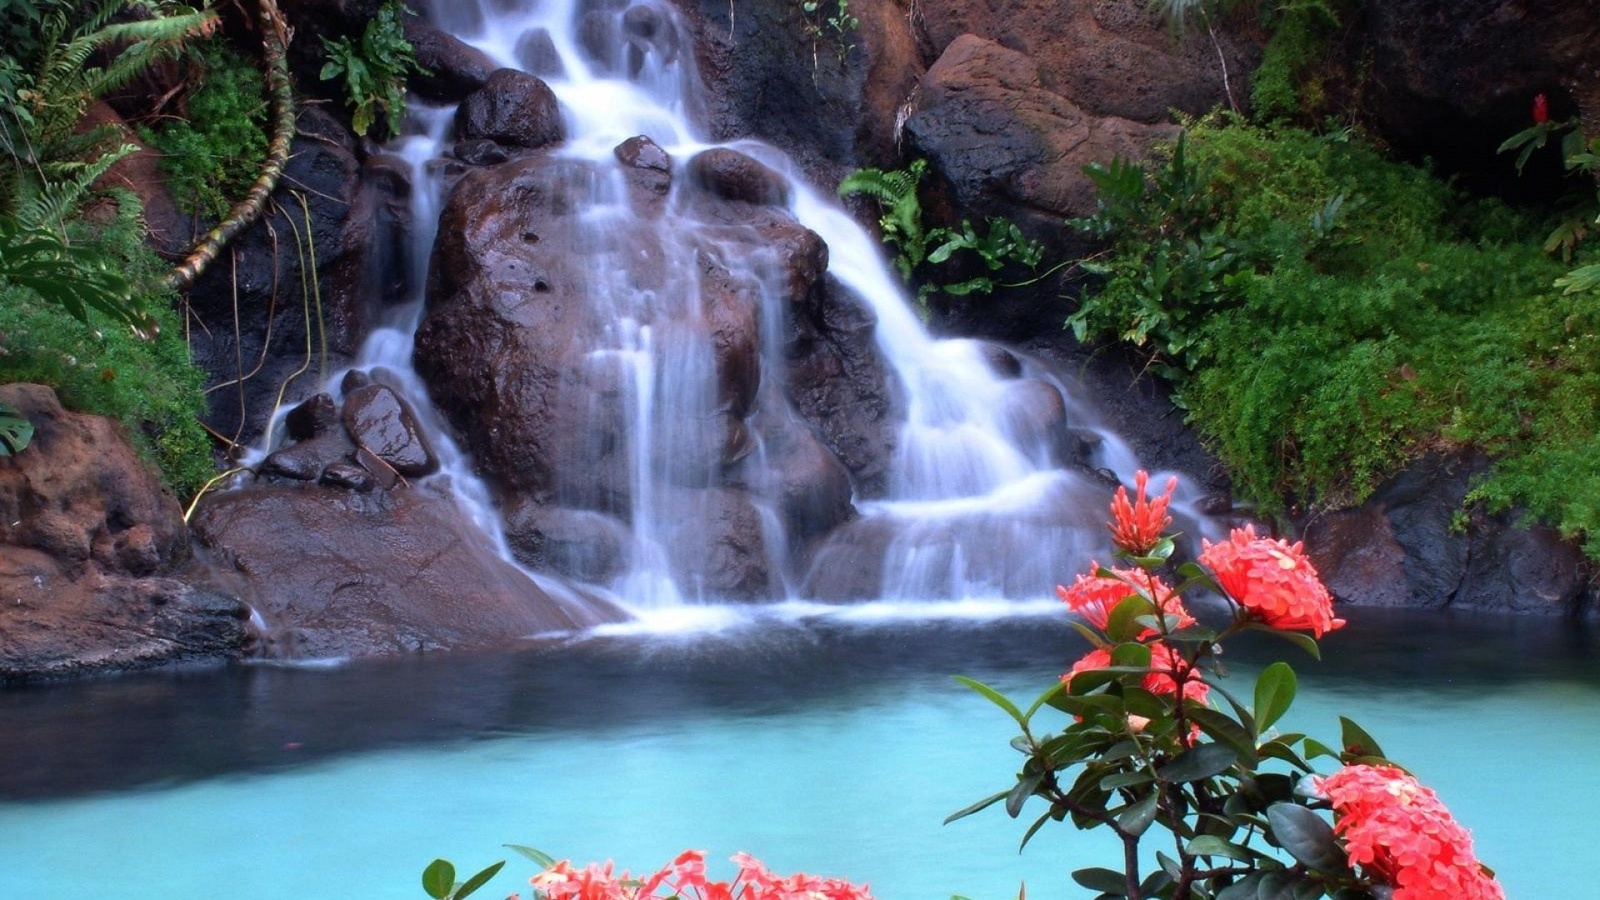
252;0;1215;621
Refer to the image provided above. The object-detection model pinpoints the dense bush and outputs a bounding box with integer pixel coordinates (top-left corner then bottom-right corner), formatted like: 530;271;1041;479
1068;117;1599;554
0;198;213;498
140;40;269;220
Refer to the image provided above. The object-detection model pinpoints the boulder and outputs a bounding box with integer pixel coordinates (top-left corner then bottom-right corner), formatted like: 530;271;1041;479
189;484;624;658
405;18;499;102
456;68;567;149
1302;452;1589;615
0;384;250;680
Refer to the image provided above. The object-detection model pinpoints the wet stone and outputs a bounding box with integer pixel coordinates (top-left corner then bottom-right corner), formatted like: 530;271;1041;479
342;384;439;478
285;392;339;440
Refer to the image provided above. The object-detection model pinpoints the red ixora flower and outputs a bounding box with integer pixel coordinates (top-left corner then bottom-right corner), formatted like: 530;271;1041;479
1063;643;1208;706
1532;92;1549;124
1316;764;1504;900
1057;564;1193;633
1108;470;1179;555
530;851;874;900
1197;525;1345;637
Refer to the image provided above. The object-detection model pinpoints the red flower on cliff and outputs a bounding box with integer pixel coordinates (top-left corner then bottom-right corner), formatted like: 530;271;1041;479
1108;470;1179;555
1056;564;1192;632
1316;764;1504;900
1198;525;1344;637
1532;92;1549;124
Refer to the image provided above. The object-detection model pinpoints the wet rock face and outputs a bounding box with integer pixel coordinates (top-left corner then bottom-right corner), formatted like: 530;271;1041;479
1302;452;1591;615
0;385;251;680
456;68;567;149
415;142;899;599
190;485;624;659
259;379;438;488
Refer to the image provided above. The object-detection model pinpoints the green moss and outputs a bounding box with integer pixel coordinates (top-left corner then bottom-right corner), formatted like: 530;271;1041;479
0;199;214;499
139;41;269;220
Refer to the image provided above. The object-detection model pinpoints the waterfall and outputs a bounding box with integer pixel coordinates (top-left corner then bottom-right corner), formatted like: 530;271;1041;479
249;0;1214;620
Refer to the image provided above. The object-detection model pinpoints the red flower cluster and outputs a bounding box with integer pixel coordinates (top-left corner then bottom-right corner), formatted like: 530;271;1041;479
1056;565;1191;632
1316;765;1504;900
1064;643;1209;706
529;851;873;900
1532;92;1549;125
1198;525;1344;637
1108;470;1178;555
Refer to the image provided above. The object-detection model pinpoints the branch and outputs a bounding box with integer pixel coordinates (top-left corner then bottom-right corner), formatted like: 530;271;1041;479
167;0;296;291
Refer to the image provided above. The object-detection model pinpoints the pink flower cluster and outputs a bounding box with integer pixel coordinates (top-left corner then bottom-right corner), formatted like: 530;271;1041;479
528;851;873;900
1056;565;1191;633
1316;765;1504;900
1198;525;1345;637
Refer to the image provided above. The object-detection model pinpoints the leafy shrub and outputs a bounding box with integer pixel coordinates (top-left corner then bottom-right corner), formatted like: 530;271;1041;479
839;159;1043;317
320;0;422;138
139;41;269;220
0;199;212;498
956;476;1506;900
1069;118;1594;551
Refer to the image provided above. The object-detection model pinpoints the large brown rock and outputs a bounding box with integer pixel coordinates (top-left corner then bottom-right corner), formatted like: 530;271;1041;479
189;484;623;658
912;0;1255;124
0;384;250;680
456;68;567;149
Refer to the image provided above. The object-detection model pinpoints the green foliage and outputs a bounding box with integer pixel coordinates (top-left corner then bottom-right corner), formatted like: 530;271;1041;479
422;858;506;900
954;504;1503;899
139;40;269;219
1068;134;1244;377
0;199;213;497
1249;1;1352;123
0;1;216;220
798;0;858;62
839;159;1043;316
0;402;34;455
320;1;422;138
1070;118;1600;554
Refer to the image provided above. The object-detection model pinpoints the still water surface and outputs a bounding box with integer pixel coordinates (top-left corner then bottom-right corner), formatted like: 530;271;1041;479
1;607;1595;899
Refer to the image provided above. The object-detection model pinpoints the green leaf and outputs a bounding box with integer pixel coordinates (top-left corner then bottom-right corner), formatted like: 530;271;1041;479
955;675;1027;727
505;845;559;869
1105;596;1158;643
1253;662;1297;733
0;404;34;456
1245;622;1321;660
1338;716;1385;760
1186;835;1253;862
1005;770;1044;818
453;861;506;900
944;789;1009;825
1266;803;1346;872
1072;867;1131;895
1158;742;1238;783
1117;792;1160;836
1188;707;1259;766
422;859;456;900
1301;737;1340;762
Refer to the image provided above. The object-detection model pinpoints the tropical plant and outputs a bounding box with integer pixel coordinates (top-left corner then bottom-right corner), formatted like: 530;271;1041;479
950;472;1504;900
0;402;34;456
1067;133;1243;377
320;0;423;138
839;159;1044;314
1498;93;1600;296
797;0;858;65
426;848;874;900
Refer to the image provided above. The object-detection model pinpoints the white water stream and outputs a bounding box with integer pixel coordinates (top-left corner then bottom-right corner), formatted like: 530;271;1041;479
253;0;1216;618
